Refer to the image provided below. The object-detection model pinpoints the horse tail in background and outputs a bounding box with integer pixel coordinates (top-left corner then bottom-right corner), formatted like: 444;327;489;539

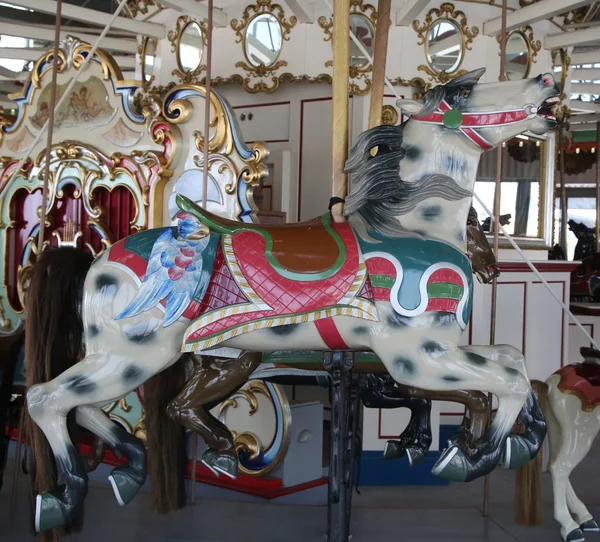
514;379;549;526
25;246;94;541
144;354;188;514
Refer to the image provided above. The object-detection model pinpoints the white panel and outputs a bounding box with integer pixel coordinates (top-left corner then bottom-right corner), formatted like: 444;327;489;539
526;281;564;379
300;99;332;221
233;103;290;143
494;283;526;352
568;319;595;363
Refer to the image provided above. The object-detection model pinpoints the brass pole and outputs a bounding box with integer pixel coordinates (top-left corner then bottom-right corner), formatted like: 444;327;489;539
559;124;568;255
330;0;350;223
37;0;63;254
484;0;508;519
596;123;600;252
367;0;391;130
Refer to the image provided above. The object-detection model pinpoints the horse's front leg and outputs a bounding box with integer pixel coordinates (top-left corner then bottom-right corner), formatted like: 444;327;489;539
166;352;261;480
360;375;432;465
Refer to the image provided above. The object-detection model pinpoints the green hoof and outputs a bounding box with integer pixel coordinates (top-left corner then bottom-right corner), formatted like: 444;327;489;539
431;446;467;482
502;435;532;470
108;471;141;506
201;450;220;477
406;447;426;467
581;519;599;532
35;493;66;532
213;455;238;480
565;528;585;542
383;441;405;460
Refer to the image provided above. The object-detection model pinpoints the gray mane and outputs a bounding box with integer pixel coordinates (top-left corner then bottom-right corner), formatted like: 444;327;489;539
419;67;487;115
344;123;471;239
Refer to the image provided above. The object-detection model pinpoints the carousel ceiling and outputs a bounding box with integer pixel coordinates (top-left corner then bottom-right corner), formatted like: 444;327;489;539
0;0;599;131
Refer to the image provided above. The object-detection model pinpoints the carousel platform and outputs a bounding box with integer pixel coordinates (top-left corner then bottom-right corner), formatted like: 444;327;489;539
2;436;600;541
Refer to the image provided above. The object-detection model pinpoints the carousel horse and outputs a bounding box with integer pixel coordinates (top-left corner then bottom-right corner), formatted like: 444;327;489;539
515;347;600;542
568;220;600;303
25;68;559;532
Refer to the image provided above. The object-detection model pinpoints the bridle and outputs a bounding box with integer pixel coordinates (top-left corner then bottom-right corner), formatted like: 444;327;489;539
410;99;538;150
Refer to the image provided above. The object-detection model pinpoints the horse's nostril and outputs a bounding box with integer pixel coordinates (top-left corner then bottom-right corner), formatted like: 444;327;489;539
542;73;554;86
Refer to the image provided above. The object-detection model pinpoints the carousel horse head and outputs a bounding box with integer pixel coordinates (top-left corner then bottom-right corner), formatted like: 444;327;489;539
466;206;499;284
397;68;560;152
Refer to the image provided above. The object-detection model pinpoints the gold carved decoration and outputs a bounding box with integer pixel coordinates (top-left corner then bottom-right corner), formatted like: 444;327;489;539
413;2;479;84
167;16;208;84
229;0;297;93
139;36;158;90
552;48;571;101
496;25;541;79
218;380;290;477
318;0;377;43
123;0;159;18
381;105;399;125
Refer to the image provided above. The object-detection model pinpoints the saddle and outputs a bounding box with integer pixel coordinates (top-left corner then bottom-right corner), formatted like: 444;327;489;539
176;194;341;274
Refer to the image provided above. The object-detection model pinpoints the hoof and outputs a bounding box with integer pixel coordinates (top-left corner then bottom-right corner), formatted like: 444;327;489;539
35;493;66;532
201;450;221;477
109;470;142;507
581;519;599;532
406;446;426;467
383;440;406;460
502;435;532;470
431;446;467;482
565;528;585;542
212;455;238;480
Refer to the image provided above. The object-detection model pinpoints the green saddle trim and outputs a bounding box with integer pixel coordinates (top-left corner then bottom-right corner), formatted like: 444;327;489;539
176;194;347;282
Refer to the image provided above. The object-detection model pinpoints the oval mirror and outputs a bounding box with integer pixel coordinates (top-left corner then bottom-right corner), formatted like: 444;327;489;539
505;31;529;80
178;21;204;73
426;19;463;73
349;14;375;67
244;13;282;67
142;38;155;83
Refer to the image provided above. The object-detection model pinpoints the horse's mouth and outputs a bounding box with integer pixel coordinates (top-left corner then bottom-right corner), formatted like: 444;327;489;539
537;95;561;125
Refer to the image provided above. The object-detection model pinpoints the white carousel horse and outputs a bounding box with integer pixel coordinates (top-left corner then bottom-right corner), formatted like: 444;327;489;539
25;68;560;532
516;347;600;542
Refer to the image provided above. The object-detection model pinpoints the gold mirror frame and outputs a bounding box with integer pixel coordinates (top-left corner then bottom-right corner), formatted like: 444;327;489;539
243;12;284;69
413;2;479;84
139;36;157;88
230;0;297;93
551;47;571;101
319;0;378;94
168;15;207;84
497;26;541;80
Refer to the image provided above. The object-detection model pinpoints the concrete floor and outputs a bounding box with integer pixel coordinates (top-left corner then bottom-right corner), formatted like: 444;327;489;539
1;438;599;542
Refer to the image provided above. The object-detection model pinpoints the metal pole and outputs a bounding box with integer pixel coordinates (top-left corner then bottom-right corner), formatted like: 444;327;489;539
559;125;568;255
330;0;350;224
595;125;599;253
484;0;508;518
367;0;391;130
37;0;63;254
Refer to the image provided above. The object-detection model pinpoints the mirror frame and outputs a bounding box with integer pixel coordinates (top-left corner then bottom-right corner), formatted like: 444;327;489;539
243;12;284;69
424;18;464;76
140;36;157;87
552;47;571;99
413;2;479;84
499;25;541;81
477;132;556;250
168;15;207;83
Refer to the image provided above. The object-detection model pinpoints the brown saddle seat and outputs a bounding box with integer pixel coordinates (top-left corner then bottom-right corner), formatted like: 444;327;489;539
176;194;341;274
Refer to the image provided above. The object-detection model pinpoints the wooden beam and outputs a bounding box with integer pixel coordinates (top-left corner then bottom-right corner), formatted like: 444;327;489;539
570;113;600;123
570;50;600;65
484;0;592;35
0;66;28;80
0;23;138;53
545;26;600;49
571;99;600;113
571;67;600;79
369;0;391;128
0;47;47;61
7;0;165;38
395;0;429;26
570;122;598;131
283;0;313;22
330;0;350;223
571;82;600;94
159;0;228;27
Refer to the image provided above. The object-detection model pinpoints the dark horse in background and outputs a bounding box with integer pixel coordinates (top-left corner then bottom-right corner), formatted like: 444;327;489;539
565;220;600;303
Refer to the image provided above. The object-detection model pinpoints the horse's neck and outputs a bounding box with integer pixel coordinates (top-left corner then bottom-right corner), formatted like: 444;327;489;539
398;122;482;251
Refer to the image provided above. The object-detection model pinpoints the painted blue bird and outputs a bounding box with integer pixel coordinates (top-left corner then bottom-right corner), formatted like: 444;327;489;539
116;212;211;326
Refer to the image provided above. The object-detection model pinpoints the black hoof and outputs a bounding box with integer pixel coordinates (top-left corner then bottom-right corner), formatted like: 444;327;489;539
383;440;406;460
565;528;585;542
406;446;426;467
581;519;599;532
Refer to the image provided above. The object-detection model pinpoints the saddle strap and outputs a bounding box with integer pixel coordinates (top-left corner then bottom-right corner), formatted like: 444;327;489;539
314;317;349;349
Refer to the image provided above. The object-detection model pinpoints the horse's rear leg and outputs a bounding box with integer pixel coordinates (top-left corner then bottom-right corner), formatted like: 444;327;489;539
75;405;147;506
166;352;261;479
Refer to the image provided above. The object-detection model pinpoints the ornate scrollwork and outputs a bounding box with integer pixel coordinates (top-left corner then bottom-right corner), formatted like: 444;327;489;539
413;2;479;84
167;15;208;84
123;0;159;18
551;48;571;101
319;0;377;42
381;105;399;125
496;25;541;79
207;72;334;94
231;0;296;43
388;76;431;98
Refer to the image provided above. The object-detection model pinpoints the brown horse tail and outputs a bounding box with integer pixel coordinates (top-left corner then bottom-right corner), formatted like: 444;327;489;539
143;355;188;513
25;246;94;541
514;379;549;526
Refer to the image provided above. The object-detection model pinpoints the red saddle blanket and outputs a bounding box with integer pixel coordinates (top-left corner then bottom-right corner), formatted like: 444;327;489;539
555;363;600;412
182;221;377;351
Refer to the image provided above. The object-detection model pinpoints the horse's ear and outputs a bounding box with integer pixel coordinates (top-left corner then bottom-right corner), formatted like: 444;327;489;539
396;99;423;115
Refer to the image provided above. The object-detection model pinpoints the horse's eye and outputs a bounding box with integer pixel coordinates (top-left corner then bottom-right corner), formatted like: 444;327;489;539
461;90;470;98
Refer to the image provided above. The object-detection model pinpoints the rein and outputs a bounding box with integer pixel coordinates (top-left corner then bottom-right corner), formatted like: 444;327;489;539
410;99;537;150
